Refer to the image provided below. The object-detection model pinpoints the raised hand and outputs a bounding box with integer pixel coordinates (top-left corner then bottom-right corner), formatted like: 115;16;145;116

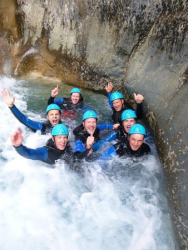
10;128;23;147
113;123;120;130
0;89;15;107
133;93;144;104
51;85;59;97
86;133;95;150
105;82;114;93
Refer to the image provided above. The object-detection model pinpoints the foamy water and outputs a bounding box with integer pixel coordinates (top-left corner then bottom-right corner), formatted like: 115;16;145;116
0;76;176;250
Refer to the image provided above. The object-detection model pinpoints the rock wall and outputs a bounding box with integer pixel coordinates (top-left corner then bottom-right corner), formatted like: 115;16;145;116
0;0;187;248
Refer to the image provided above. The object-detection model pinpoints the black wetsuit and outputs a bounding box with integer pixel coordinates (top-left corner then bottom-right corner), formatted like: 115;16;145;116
73;123;113;159
73;124;101;144
73;124;100;158
114;138;150;158
100;137;150;160
48;96;85;111
111;104;143;124
107;92;143;124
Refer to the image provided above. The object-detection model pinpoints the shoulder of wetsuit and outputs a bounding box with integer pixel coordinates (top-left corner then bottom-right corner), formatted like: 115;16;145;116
113;141;123;151
45;138;56;150
46;147;63;164
116;126;122;136
141;143;151;154
73;124;84;136
114;139;130;157
64;143;73;154
45;138;54;147
93;127;100;138
117;126;128;141
41;120;53;135
123;103;132;110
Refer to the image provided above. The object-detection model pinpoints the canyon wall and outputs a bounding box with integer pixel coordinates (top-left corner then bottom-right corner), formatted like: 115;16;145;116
0;0;187;248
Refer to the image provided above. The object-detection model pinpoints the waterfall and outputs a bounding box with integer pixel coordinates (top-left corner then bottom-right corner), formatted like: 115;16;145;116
14;47;38;76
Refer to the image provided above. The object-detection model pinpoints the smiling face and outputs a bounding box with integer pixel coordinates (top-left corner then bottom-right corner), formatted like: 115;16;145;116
52;135;68;150
71;93;81;104
46;110;61;126
128;134;144;151
83;118;97;135
122;118;136;133
112;99;124;111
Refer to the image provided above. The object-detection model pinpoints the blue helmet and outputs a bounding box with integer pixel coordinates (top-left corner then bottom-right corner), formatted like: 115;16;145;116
128;124;146;136
82;110;98;121
121;109;137;121
46;104;61;114
51;124;69;136
70;87;81;95
110;92;124;102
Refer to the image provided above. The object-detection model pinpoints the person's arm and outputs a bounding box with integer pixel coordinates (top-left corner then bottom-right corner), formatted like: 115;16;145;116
73;139;91;159
97;123;113;131
135;103;143;119
134;93;144;119
47;85;64;106
98;145;117;161
53;97;64;106
1;89;43;132
10;127;48;161
92;130;117;151
107;92;113;107
74;148;91;159
73;134;96;159
73;139;87;153
14;144;48;161
47;96;64;106
10;105;43;132
47;96;55;105
105;82;114;108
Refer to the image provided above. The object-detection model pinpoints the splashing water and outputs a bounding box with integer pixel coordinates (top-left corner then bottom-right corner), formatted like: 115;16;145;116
0;76;177;250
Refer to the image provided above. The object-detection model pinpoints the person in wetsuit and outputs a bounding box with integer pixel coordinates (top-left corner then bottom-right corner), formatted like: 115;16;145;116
91;109;138;151
105;82;144;130
73;110;113;159
10;124;73;165
99;124;150;162
47;85;89;118
0;89;62;134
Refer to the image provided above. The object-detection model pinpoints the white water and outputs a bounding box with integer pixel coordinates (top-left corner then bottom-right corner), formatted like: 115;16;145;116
0;76;176;250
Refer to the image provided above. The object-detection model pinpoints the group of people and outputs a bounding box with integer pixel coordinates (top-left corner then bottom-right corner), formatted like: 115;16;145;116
0;82;151;168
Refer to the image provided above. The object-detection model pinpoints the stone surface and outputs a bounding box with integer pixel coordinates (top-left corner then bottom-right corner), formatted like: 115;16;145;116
0;0;187;248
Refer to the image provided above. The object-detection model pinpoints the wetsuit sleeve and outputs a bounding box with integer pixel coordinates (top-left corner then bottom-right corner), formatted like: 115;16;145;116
73;140;86;153
73;140;90;159
10;105;43;132
135;103;143;119
107;92;113;108
47;96;55;105
14;144;48;161
54;97;64;105
47;96;64;106
98;145;116;160
74;149;90;159
97;123;113;131
92;130;117;151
